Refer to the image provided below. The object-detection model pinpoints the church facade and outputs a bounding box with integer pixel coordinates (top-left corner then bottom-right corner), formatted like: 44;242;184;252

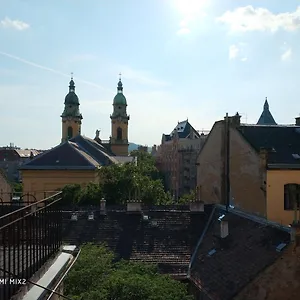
20;76;133;200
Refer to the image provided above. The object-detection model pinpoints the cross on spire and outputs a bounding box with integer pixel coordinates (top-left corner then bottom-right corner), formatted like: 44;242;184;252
119;72;122;80
71;72;74;80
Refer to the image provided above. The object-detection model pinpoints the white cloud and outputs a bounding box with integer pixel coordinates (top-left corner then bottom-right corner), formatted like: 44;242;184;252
217;6;300;33
0;17;30;31
281;48;292;61
174;0;209;35
229;45;239;60
228;43;248;61
177;27;191;35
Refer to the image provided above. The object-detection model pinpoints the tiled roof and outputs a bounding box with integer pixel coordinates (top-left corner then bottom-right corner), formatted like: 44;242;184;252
62;205;214;276
163;120;200;142
190;206;290;300
20;135;122;170
19;142;99;170
15;149;40;158
238;125;300;165
70;135;119;164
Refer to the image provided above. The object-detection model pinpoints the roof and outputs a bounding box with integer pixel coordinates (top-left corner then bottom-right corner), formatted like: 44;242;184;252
257;99;277;125
237;124;300;166
62;205;214;276
15;149;40;158
190;205;290;300
163;120;200;142
114;156;135;164
20;135;119;170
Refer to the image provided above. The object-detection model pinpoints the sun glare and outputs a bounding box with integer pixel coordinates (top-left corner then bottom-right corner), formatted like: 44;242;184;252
175;0;208;16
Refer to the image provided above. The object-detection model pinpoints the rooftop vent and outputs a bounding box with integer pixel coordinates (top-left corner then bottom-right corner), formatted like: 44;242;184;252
292;154;300;159
218;214;225;221
71;213;78;221
88;212;94;221
207;249;216;257
143;215;149;221
276;243;287;252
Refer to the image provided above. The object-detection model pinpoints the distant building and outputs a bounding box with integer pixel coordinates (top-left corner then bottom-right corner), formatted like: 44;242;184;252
197;112;300;225
137;145;148;152
20;76;134;201
156;120;207;199
257;97;277;125
0;145;41;182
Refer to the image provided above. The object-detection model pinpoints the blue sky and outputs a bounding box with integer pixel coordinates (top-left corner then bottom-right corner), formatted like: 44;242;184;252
1;0;300;149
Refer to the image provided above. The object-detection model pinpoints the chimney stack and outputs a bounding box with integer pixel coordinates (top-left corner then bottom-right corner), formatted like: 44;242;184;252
218;214;229;238
295;117;300;126
226;112;241;128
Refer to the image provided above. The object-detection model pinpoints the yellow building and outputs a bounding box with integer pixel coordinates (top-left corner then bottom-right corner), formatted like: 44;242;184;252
197;106;300;225
20;76;133;200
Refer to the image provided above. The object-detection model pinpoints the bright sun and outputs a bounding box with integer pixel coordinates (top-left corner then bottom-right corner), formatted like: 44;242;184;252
174;0;208;16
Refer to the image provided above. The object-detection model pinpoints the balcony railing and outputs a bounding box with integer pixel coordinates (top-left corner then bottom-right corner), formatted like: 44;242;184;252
0;191;63;300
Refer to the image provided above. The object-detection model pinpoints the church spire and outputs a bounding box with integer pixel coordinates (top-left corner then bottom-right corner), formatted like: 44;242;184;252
69;73;75;93
264;97;269;110
117;73;123;93
257;97;277;125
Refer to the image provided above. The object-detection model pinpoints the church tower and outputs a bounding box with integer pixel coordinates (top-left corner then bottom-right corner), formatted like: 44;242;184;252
110;74;130;156
61;76;83;143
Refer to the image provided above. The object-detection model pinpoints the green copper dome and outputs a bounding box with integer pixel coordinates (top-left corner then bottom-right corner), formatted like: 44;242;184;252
113;79;127;105
113;93;127;105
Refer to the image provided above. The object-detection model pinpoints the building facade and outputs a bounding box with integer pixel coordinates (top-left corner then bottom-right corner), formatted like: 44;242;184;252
0;146;41;182
156;120;207;199
20;76;133;201
197;109;300;225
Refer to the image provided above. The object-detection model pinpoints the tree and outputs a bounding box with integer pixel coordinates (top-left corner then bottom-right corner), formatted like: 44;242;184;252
77;182;103;206
61;184;81;206
178;190;196;204
64;244;193;300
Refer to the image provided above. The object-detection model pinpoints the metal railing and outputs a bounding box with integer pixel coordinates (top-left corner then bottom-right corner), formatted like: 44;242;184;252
0;191;63;300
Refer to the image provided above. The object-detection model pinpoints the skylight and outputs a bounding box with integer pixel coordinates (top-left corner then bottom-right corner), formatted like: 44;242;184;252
207;249;216;257
276;243;287;252
292;154;300;159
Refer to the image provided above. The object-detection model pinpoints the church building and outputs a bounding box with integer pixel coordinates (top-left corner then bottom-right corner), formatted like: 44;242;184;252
20;75;134;200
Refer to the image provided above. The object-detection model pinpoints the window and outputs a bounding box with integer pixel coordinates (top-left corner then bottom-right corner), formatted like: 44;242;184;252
67;126;73;140
284;184;300;210
117;127;122;140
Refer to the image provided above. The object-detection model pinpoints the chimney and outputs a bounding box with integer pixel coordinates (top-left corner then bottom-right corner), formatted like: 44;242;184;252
218;215;229;238
259;147;268;169
296;117;300;126
226;112;241;128
100;197;106;215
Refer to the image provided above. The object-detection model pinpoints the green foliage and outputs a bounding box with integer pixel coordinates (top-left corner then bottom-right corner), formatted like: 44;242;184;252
78;182;103;206
61;184;81;205
178;190;196;204
61;151;171;205
13;183;23;193
65;244;193;300
98;151;171;205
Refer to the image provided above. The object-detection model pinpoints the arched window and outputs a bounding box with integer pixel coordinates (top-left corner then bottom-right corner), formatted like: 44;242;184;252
67;126;73;139
117;127;122;140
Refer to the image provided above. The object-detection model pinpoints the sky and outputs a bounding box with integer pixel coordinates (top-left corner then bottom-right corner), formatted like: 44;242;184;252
1;0;300;149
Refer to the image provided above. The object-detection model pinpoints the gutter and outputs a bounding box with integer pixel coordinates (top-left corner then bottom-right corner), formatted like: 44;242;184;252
187;205;216;278
46;247;82;300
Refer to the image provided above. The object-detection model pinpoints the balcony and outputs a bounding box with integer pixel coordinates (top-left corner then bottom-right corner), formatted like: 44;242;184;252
0;192;64;300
